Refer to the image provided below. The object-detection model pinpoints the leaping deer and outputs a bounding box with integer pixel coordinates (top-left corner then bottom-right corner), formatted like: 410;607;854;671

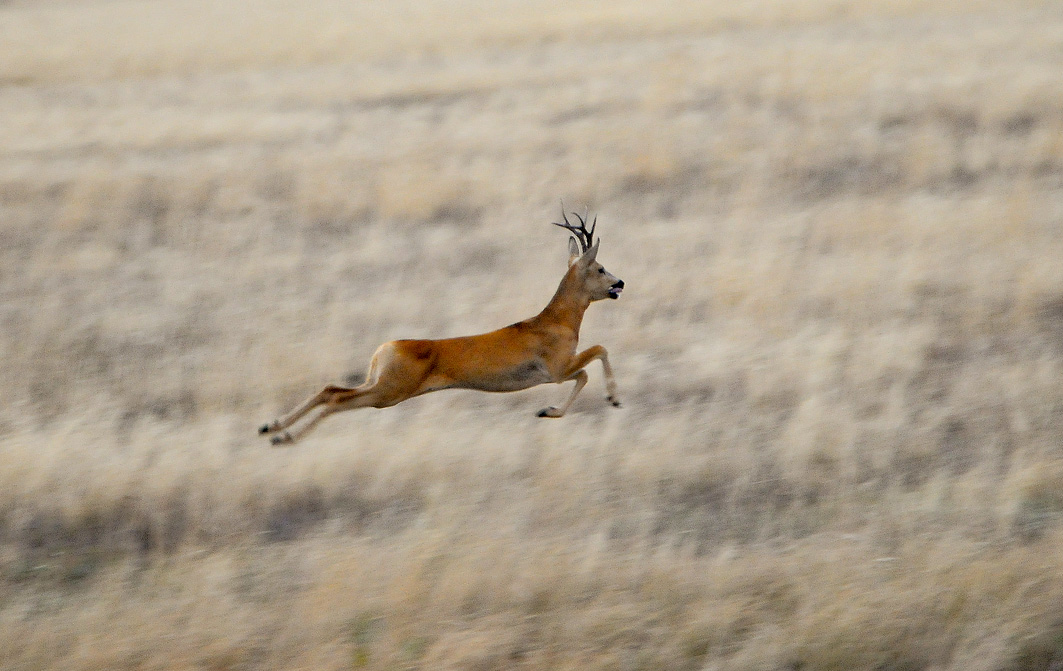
260;210;624;445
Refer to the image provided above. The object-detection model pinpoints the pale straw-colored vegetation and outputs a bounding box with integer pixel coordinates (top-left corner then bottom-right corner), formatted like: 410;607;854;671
3;1;1063;669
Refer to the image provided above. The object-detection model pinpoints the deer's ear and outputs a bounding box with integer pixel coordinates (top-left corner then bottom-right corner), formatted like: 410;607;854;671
581;238;600;264
568;237;581;266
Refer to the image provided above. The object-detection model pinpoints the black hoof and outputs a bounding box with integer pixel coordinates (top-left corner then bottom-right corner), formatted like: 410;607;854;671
259;424;271;434
270;432;292;446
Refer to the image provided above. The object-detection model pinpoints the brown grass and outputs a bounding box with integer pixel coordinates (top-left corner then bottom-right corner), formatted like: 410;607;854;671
3;0;1063;669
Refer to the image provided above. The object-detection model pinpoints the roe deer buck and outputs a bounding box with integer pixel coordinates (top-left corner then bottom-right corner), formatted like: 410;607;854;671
260;211;624;445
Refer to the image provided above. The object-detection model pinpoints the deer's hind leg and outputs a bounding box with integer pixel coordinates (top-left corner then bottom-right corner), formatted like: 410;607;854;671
262;341;430;445
260;384;353;442
260;343;393;441
267;385;383;445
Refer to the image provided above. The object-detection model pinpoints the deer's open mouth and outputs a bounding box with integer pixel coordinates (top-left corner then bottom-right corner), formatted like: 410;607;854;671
608;281;624;299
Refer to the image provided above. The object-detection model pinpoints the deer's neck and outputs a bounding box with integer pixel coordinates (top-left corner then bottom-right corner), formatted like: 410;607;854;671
538;266;590;333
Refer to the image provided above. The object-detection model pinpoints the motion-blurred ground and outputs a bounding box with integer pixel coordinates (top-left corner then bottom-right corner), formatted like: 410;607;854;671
3;1;1063;669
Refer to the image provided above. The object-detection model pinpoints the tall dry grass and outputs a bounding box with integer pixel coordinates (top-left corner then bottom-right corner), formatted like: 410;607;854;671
3;1;1063;669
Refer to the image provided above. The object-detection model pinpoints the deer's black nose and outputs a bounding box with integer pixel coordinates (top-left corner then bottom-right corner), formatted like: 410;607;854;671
613;279;624;289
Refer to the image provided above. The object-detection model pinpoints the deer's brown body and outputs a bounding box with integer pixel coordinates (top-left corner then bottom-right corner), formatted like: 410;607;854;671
261;212;623;445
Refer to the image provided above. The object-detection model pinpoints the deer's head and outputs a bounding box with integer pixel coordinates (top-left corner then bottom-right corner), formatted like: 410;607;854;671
554;210;624;302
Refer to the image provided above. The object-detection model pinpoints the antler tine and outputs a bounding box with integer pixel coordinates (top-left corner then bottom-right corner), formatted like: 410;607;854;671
577;211;596;250
552;208;587;252
568;211;595;251
563;203;577;238
551;202;597;252
551;218;580;242
571;212;586;249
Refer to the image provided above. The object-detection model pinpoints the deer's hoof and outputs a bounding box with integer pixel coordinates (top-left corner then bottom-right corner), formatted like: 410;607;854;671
270;432;293;446
608;397;622;408
259;423;272;434
537;407;562;418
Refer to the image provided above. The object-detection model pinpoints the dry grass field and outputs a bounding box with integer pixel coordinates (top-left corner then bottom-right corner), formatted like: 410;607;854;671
4;0;1063;669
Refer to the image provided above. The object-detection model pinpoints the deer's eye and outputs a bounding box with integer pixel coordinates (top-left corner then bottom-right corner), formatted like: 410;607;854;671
597;268;605;273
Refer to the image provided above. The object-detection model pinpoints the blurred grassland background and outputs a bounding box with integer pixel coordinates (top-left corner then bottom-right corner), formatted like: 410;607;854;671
4;0;1063;669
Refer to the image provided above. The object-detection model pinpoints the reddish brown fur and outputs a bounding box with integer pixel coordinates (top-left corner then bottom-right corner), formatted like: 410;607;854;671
261;221;623;445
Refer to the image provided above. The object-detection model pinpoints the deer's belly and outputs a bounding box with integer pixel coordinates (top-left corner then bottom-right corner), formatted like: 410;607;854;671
455;360;554;392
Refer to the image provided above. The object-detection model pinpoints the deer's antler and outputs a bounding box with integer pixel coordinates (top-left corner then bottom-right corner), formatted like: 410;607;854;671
552;204;597;253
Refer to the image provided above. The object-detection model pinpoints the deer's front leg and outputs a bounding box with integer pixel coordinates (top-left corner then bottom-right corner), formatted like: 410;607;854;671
596;347;621;408
537;369;588;418
536;345;620;418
